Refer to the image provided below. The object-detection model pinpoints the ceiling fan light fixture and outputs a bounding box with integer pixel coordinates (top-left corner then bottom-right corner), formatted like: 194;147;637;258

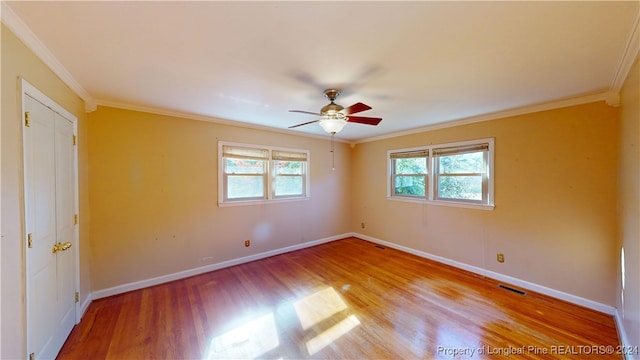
288;88;381;133
319;116;348;134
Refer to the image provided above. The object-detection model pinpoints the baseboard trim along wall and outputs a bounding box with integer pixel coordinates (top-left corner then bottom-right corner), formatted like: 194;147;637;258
614;310;636;360
88;232;631;354
353;233;616;315
353;233;637;357
79;294;92;322
91;233;349;300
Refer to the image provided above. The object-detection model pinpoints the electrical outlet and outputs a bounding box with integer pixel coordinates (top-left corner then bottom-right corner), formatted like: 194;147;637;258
244;240;250;247
497;253;505;263
361;222;365;229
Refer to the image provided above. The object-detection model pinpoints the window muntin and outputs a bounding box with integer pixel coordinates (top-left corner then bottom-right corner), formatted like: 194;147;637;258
220;142;309;205
388;139;494;208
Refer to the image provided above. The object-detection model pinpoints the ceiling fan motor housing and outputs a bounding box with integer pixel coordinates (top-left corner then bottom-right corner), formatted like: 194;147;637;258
321;102;345;117
321;89;345;117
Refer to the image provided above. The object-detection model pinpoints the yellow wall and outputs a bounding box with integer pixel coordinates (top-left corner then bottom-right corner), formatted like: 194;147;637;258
618;57;640;349
1;25;90;359
87;106;352;291
351;101;620;305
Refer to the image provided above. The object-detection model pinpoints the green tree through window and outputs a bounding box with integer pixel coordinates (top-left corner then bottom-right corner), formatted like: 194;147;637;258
388;139;493;207
394;157;427;196
436;152;483;200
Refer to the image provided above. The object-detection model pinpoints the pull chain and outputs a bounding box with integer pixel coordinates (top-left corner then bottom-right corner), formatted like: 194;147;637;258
330;132;335;171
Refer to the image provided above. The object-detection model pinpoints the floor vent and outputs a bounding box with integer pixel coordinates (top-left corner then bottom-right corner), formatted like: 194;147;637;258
375;245;386;250
498;284;526;296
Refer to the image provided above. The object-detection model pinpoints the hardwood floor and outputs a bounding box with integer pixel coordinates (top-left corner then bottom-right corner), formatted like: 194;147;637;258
58;237;622;359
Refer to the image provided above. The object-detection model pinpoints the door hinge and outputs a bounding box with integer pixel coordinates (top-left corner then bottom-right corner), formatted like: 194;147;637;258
25;112;31;127
72;134;77;146
74;214;79;225
29;352;35;360
27;233;33;248
75;292;80;303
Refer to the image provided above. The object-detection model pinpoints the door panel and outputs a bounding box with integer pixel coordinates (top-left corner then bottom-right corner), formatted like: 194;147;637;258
53;113;76;352
24;94;77;360
24;96;58;359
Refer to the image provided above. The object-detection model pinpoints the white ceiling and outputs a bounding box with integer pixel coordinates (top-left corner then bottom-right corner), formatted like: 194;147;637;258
4;1;639;142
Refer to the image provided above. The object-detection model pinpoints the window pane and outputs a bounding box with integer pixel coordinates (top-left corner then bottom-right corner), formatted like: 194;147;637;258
225;158;265;174
274;160;303;175
437;152;483;174
394;158;427;175
437;175;482;200
394;176;426;196
274;176;303;196
227;175;264;199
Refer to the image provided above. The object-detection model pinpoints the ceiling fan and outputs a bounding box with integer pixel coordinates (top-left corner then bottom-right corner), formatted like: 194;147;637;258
288;89;382;134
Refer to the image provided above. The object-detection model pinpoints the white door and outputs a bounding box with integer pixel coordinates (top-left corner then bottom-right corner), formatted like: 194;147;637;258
24;94;77;360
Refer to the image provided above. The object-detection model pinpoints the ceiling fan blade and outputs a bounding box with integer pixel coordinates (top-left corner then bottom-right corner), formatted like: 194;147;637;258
347;116;382;126
288;119;320;129
289;110;322;116
341;102;372;115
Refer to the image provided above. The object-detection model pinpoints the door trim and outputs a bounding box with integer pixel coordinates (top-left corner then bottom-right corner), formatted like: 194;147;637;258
21;78;80;355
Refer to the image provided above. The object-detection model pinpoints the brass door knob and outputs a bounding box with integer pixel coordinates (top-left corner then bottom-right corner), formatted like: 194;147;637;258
52;242;72;253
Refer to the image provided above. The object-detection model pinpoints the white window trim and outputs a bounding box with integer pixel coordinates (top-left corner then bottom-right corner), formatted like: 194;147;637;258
387;138;495;210
218;141;310;207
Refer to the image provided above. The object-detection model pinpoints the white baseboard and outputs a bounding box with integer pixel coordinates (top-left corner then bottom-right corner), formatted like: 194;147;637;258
353;232;617;315
84;232;631;351
91;233;348;300
614;309;638;360
91;232;616;314
76;293;92;324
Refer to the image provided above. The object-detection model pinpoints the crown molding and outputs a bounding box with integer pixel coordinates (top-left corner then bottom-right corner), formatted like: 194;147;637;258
3;0;635;140
610;6;640;93
96;99;347;143
1;1;97;112
354;91;612;144
100;91;612;147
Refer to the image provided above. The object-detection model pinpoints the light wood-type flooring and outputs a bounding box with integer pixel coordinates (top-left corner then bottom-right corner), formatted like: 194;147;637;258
58;237;622;359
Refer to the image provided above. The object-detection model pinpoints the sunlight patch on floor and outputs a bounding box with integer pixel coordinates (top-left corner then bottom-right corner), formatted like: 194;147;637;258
305;314;361;355
206;313;279;359
206;286;360;358
294;287;348;330
294;286;361;356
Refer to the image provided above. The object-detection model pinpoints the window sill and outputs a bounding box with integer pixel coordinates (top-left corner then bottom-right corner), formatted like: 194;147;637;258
387;196;494;211
219;196;310;207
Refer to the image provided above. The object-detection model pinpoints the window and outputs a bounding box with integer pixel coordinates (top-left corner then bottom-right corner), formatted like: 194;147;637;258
390;149;428;198
222;146;268;201
272;150;307;198
433;143;488;204
388;138;494;209
219;142;309;205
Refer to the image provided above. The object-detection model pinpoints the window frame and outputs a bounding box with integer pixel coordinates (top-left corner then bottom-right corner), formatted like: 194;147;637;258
389;147;429;199
271;150;308;200
218;141;310;207
387;138;494;210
